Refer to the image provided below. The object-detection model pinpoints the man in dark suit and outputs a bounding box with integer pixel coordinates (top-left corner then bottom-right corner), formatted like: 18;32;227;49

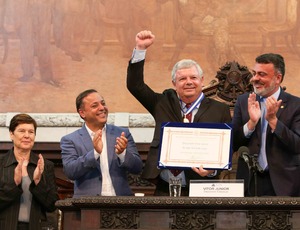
60;89;143;197
126;30;232;196
233;53;300;196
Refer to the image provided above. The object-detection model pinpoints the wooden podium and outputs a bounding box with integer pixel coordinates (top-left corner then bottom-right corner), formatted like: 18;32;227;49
56;196;300;229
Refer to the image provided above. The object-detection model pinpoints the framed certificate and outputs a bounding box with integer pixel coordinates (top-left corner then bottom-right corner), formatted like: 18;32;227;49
158;122;233;170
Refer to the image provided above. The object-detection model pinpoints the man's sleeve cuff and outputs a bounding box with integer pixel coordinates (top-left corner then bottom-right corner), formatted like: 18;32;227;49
131;48;146;63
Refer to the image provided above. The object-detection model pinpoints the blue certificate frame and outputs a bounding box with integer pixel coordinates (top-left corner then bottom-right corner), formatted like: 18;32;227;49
158;122;233;170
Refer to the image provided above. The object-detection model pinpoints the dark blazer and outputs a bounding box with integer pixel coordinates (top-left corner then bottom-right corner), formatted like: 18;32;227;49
127;60;232;185
60;124;143;197
233;90;300;196
0;149;58;230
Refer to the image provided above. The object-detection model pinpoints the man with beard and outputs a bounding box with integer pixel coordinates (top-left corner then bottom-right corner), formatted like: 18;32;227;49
233;53;300;197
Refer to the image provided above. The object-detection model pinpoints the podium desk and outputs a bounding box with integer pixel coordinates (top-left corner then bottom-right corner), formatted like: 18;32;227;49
56;196;300;229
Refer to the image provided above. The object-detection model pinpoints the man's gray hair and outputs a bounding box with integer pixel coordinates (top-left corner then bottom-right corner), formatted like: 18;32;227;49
171;59;204;82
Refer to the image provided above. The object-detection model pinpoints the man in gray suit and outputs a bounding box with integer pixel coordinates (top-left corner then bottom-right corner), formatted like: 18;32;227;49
127;30;232;196
60;89;143;197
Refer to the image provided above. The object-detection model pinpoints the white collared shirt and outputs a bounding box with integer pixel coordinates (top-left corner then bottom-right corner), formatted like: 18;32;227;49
86;124;116;196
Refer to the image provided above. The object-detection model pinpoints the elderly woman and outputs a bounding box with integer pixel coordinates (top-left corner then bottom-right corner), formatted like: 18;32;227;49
0;114;59;230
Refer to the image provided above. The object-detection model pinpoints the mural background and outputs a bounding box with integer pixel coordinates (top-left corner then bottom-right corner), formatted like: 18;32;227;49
1;0;300;113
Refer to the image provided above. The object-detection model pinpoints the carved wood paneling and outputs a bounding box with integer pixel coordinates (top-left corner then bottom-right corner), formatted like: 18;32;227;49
248;211;292;230
101;210;138;229
171;210;215;229
56;197;300;230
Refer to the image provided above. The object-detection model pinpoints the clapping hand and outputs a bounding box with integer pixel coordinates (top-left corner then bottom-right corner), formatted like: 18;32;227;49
33;154;44;185
14;155;44;186
115;132;128;154
93;129;103;154
14;158;24;185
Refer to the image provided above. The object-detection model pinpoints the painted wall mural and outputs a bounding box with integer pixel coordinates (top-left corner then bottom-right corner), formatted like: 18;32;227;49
0;0;299;113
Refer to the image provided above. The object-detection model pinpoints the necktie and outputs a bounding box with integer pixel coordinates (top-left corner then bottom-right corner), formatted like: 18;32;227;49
258;98;268;170
170;169;182;176
183;103;192;123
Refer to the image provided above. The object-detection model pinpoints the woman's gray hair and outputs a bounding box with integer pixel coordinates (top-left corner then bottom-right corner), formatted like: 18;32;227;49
171;59;204;82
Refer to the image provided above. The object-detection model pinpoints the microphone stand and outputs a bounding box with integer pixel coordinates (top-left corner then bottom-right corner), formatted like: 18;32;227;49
249;154;261;197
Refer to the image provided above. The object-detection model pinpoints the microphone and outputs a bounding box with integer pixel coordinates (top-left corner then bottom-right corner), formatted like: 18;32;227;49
238;146;264;173
253;154;264;173
238;146;250;166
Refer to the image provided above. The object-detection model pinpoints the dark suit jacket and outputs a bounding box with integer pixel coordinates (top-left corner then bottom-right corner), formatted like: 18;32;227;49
0;149;58;230
127;60;232;186
233;90;300;196
60;124;143;197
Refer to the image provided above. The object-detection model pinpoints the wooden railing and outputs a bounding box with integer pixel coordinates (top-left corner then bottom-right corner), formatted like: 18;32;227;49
56;196;300;229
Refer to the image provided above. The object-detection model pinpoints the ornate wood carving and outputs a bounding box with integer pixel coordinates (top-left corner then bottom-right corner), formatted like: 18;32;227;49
171;210;215;229
59;196;300;209
101;210;138;229
215;61;253;107
56;197;300;229
248;211;292;230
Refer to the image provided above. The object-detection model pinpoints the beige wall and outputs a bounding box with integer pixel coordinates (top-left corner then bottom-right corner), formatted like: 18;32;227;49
0;0;300;113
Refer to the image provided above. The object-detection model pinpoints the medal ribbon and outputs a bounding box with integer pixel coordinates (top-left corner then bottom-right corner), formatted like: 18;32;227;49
182;92;205;118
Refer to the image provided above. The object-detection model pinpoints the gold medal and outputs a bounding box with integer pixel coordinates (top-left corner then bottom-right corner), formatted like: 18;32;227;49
183;116;189;123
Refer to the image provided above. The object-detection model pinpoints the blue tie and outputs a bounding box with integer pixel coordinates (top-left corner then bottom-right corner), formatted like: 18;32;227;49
258;97;268;170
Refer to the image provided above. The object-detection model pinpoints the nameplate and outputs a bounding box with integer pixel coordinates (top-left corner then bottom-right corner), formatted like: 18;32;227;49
189;179;244;197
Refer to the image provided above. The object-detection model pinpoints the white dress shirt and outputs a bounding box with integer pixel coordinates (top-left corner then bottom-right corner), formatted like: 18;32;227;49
86;124;116;196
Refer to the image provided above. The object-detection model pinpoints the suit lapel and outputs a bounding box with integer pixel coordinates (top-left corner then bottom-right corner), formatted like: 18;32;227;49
193;97;209;122
276;90;287;119
265;89;287;134
168;90;183;121
79;126;101;171
27;153;39;181
79;126;94;152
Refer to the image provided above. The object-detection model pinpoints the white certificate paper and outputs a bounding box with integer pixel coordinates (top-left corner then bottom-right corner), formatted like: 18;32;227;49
158;122;232;170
